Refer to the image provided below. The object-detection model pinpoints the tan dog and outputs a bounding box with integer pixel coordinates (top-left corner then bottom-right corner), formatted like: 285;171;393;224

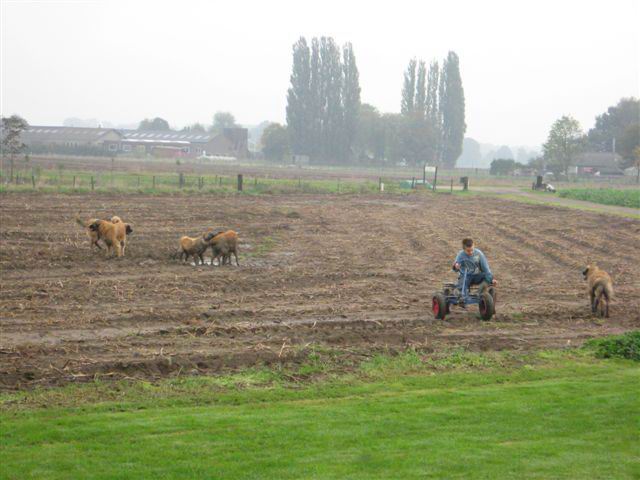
76;214;102;250
89;219;133;257
210;230;239;266
177;231;216;265
583;264;613;318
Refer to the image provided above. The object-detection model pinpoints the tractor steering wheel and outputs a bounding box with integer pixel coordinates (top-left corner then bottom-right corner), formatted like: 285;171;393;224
458;259;476;273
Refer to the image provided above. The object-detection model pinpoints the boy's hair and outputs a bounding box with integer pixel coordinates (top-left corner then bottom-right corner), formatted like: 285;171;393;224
462;238;474;248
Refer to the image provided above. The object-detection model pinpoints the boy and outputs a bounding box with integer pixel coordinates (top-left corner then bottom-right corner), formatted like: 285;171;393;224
453;238;497;294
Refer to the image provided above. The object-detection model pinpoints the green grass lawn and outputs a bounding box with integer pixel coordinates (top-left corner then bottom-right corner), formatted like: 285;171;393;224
558;188;640;209
1;349;639;479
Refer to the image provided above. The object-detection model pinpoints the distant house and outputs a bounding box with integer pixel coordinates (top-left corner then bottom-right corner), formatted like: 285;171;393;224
20;126;123;153
15;125;249;159
575;152;624;176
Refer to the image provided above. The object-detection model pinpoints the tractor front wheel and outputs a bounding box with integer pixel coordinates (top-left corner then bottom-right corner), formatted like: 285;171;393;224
479;292;495;321
432;293;447;320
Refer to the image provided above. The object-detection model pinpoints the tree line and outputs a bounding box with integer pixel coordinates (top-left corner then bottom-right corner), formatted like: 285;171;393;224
537;97;639;176
137;112;238;135
264;37;466;167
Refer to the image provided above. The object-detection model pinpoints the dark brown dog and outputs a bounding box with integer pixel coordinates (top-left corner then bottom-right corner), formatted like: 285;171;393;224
583;264;614;318
210;230;239;266
76;215;102;250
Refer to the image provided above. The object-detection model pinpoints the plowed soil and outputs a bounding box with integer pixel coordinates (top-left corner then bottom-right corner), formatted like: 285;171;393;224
1;192;639;390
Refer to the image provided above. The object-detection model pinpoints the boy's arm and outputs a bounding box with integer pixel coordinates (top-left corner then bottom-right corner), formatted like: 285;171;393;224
478;250;494;283
452;250;463;271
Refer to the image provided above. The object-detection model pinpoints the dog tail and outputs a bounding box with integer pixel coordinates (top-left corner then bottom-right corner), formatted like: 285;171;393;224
75;214;87;228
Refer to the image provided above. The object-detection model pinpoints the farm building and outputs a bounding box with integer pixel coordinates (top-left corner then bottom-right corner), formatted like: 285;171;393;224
14;125;249;159
118;128;248;159
18;126;123;153
575;152;624;176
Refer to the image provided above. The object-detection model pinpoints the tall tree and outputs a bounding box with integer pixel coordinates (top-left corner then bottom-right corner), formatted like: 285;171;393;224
458;137;482;167
308;38;322;160
286;37;312;156
212;112;237;132
543;115;585;176
587;97;640;152
439;51;466;168
1;115;29;161
138;117;170;131
342;42;361;162
261;123;289;162
319;37;344;163
426;60;442;164
618;123;640;168
414;61;427;119
355;104;385;162
400;59;417;115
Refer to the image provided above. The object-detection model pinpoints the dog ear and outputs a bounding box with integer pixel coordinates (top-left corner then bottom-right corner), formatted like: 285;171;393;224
125;224;133;234
582;267;589;277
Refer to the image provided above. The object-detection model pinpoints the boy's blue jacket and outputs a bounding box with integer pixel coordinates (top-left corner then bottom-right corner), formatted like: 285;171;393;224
453;248;493;283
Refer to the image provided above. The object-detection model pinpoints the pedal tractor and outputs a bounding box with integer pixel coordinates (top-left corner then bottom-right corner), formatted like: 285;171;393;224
432;259;497;321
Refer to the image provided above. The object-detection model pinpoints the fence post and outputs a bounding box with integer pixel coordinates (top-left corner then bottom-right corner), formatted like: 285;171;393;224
179;173;184;189
237;174;243;191
137;176;141;188
31;175;36;189
9;158;14;183
450;178;453;193
379;177;382;192
337;179;340;193
219;176;222;186
73;176;76;189
433;167;438;191
91;176;95;191
411;177;416;189
298;177;302;188
152;176;156;190
254;177;258;187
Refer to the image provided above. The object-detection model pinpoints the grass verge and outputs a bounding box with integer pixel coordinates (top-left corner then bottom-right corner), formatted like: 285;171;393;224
558;188;640;209
1;340;639;479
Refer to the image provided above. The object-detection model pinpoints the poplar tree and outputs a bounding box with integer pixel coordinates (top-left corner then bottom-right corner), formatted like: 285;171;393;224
286;37;312;156
414;61;427;119
342;42;361;162
439;51;466;168
400;59;417;115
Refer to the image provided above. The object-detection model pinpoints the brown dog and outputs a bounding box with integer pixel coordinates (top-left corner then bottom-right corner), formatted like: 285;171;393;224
89;219;133;257
76;215;102;250
177;231;216;265
210;230;239;266
583;264;613;318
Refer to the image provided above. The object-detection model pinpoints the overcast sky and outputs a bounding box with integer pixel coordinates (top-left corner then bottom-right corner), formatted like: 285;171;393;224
1;0;638;147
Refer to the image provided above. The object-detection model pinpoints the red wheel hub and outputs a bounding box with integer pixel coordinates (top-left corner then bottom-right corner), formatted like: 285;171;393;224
432;298;439;315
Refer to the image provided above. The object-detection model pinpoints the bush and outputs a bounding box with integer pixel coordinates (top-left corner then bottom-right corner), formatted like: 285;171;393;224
558;188;640;208
584;331;640;361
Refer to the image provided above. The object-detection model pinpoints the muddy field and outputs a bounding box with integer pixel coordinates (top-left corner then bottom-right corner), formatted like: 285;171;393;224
1;192;639;390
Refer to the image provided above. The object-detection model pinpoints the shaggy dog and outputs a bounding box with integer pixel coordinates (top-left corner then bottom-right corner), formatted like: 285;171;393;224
583;264;613;318
89;219;133;257
178;232;216;265
76;215;102;250
210;230;239;266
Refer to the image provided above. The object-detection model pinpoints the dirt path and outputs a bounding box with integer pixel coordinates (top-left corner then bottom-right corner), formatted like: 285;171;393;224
1;192;639;390
474;186;640;217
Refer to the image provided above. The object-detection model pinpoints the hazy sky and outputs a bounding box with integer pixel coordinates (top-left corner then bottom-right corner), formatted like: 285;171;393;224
1;0;638;147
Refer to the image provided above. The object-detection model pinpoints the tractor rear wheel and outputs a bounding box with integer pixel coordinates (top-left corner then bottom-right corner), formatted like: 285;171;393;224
432;293;447;320
479;292;495;321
